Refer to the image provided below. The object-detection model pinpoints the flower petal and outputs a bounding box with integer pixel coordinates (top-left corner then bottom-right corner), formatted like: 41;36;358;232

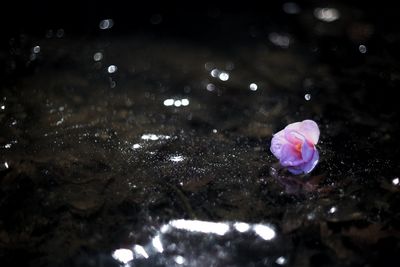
279;144;303;167
284;129;305;145
299;120;319;144
270;129;288;159
300;149;319;174
285;120;319;145
301;141;315;162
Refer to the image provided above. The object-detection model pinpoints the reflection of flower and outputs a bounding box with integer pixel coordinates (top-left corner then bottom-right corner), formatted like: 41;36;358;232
270;163;325;194
270;120;320;175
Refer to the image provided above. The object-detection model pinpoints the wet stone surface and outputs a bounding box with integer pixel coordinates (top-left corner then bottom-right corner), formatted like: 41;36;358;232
1;1;400;267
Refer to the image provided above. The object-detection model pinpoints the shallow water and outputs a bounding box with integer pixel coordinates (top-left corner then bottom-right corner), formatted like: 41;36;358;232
1;1;400;267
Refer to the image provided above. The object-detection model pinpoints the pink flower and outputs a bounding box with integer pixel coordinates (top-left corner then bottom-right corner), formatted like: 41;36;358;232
270;120;320;175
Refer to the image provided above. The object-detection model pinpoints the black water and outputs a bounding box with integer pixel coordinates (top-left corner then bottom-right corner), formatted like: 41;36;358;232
1;1;400;266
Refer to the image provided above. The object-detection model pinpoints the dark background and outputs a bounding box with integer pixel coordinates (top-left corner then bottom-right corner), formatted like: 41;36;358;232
1;1;398;39
2;0;399;111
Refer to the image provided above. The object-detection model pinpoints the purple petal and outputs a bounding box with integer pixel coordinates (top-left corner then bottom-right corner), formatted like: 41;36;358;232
284;129;305;145
300;149;319;174
279;144;303;167
301;141;315;162
270;129;288;158
299;120;319;145
284;121;302;132
285;120;319;145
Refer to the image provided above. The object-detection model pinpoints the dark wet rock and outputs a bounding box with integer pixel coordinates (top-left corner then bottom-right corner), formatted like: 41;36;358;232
66;187;104;217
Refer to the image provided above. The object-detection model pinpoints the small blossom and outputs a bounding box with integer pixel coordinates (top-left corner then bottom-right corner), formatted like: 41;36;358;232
270;120;320;174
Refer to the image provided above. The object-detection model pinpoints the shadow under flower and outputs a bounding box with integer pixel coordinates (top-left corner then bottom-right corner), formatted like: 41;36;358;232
270;163;326;195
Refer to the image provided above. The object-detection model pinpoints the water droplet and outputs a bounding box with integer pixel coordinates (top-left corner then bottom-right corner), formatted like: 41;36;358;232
210;69;220;77
329;206;337;214
249;83;258;91
93;52;103;61
268;32;290;48
218;72;229;81
4;162;9;169
181;99;189;106
4;144;11;149
212;129;218;133
163;99;174;106
359;44;367;54
314;8;340;22
1;105;5;110
107;65;117;73
392;177;399;185
304;94;311;101
33;46;41;53
206;83;216;92
99;19;114;30
174;255;185;265
276;256;287;265
174;100;182;107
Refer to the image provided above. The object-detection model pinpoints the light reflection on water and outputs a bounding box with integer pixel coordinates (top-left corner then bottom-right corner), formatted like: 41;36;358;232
163;98;190;107
112;219;279;266
141;134;171;141
112;249;134;264
168;219;231;236
169;155;184;162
